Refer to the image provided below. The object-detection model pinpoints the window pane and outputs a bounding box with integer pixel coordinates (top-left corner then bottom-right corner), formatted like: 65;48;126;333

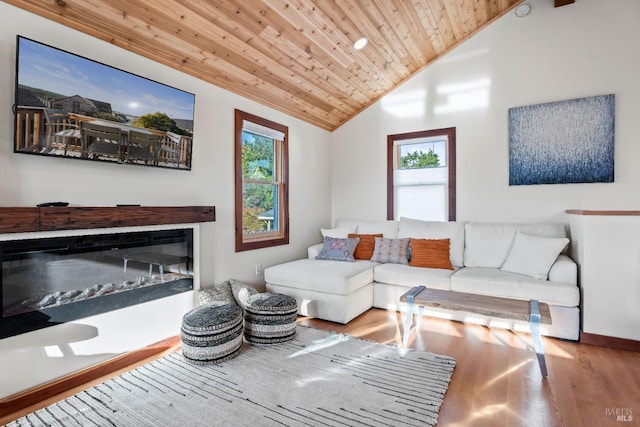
235;109;289;252
394;167;448;186
242;130;275;181
242;182;278;234
394;184;446;221
398;139;447;169
393;154;448;221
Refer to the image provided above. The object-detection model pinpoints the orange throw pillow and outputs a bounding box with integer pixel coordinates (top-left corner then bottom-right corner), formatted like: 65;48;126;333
409;238;454;270
348;233;383;260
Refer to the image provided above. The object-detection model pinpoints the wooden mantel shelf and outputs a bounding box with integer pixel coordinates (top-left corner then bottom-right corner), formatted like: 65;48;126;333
566;210;640;216
0;206;215;234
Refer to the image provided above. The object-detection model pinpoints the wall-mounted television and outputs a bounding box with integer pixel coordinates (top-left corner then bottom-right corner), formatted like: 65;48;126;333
13;36;195;170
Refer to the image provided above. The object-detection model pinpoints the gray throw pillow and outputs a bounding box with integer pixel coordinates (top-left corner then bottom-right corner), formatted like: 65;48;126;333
315;236;360;262
229;279;259;309
198;281;236;305
370;237;410;264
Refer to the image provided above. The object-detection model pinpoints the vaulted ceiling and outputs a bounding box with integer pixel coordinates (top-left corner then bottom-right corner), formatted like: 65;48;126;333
5;0;524;131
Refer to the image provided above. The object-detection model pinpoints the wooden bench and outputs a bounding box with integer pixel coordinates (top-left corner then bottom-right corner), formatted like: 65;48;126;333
400;286;552;377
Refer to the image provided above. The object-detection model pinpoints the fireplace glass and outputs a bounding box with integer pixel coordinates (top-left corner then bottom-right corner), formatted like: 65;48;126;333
1;228;193;339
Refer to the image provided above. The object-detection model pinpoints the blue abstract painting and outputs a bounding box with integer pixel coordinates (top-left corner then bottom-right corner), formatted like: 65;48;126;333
509;94;615;185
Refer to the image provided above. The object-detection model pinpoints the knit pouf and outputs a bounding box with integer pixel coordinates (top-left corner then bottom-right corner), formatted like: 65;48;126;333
244;293;298;344
181;302;243;365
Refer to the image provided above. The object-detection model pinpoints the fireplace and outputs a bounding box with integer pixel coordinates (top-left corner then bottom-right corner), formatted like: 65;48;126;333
1;228;193;339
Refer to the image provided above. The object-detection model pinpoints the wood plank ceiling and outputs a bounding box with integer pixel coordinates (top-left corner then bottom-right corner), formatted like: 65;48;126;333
4;0;523;131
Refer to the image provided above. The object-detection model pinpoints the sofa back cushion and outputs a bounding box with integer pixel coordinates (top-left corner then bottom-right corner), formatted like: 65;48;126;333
397;217;465;267
463;222;568;268
518;223;568;241
320;226;356;238
500;231;569;279
335;219;399;238
463;223;518;268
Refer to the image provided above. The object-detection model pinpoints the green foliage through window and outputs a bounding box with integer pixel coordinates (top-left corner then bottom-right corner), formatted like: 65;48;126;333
400;149;440;169
242;131;277;234
242;132;274;180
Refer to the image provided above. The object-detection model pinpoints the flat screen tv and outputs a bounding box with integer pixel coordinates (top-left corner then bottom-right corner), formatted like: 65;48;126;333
13;36;195;170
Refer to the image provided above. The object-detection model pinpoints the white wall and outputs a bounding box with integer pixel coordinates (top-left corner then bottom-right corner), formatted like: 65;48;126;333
0;2;333;288
568;214;640;341
331;0;640;223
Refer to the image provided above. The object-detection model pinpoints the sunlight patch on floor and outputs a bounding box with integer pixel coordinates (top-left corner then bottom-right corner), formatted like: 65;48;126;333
287;333;350;359
541;338;574;359
482;359;532;390
348;321;396;338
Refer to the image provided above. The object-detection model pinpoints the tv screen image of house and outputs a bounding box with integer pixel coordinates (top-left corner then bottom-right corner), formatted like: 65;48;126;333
13;36;195;170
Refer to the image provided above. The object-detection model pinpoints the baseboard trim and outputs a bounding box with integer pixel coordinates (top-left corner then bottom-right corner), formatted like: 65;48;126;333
580;332;640;353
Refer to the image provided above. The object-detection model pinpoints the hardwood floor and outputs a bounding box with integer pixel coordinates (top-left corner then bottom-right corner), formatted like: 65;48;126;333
2;308;639;426
300;309;640;427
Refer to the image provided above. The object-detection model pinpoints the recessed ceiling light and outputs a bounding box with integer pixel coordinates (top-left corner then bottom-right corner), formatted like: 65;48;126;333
353;37;368;50
515;3;531;17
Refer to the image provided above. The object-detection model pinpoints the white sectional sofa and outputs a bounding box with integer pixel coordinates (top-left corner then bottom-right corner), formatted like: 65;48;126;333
264;217;580;341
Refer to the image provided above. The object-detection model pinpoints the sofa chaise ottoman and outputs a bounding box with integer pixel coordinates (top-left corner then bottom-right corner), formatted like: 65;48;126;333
264;258;377;324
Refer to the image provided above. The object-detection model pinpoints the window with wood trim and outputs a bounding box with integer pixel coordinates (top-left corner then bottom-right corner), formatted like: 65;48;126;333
235;109;289;252
387;127;456;221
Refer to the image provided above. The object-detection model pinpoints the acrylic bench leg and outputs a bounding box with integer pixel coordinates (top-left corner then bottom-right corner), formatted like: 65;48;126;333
403;300;415;347
415;305;425;331
530;300;548;377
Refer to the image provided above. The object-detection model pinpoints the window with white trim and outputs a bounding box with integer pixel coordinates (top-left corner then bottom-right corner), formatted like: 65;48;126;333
235;110;289;251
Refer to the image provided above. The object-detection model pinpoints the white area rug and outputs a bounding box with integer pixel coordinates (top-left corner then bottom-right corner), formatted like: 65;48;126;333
9;326;456;426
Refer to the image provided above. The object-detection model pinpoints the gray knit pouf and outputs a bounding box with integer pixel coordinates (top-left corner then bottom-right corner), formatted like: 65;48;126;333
244;293;298;344
181;302;243;365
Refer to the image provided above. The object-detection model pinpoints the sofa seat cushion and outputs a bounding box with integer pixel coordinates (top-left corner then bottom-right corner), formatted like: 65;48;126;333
450;267;579;307
373;263;455;291
264;259;376;296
